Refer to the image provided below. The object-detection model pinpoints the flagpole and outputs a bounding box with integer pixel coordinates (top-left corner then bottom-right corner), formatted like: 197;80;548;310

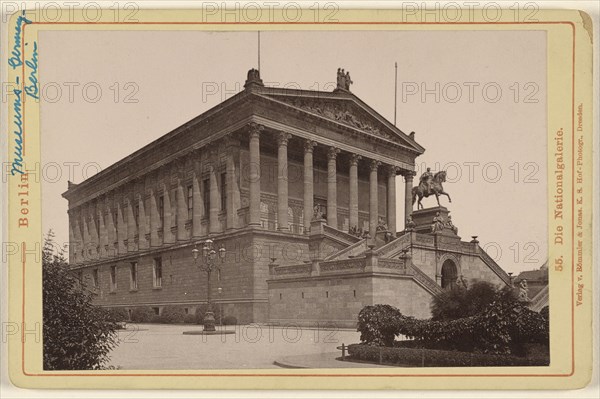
394;62;398;126
258;31;261;71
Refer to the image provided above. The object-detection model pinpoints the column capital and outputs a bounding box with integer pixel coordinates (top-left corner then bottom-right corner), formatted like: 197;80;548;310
369;160;382;171
327;146;341;160
277;132;292;146
386;165;400;176
402;170;417;180
349;154;362;166
304;140;317;154
248;122;264;139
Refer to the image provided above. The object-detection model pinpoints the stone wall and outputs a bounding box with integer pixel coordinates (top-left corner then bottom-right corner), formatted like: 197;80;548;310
78;229;311;323
460;254;507;287
268;273;434;328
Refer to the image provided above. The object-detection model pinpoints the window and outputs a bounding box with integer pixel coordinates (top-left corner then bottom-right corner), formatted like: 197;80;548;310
92;268;99;288
153;257;163;288
109;265;117;292
134;203;140;228
202;178;210;214
187;185;193;217
130;262;138;290
152;307;160;315
158;196;164;228
220;172;227;211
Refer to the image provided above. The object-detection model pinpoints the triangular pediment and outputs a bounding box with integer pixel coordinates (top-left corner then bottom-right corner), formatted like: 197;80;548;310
256;90;424;153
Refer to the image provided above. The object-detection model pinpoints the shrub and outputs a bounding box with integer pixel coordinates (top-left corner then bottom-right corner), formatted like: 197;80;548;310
105;307;129;323
357;295;550;355
347;344;549;367
43;231;118;370
540;305;549;321
430;280;498;321
222;315;238;325
183;314;197;324
158;306;186;324
357;304;402;347
130;307;156;323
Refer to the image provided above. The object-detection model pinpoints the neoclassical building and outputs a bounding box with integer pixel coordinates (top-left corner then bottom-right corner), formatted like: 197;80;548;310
63;69;511;324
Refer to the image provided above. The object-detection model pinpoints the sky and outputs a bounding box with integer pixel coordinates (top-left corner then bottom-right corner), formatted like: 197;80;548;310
39;29;547;274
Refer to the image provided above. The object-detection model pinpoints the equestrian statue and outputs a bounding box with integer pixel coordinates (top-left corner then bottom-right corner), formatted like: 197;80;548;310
412;168;452;210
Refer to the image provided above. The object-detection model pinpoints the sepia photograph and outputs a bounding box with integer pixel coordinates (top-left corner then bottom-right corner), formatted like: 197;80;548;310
36;28;551;371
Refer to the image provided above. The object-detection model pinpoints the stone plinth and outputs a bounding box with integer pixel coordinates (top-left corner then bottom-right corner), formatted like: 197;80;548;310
410;206;460;240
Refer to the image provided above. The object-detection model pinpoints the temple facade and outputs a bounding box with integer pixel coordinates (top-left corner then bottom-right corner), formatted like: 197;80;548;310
63;69;511;325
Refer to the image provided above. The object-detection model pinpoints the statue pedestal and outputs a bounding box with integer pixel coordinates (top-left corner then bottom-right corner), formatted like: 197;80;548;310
410;206;461;240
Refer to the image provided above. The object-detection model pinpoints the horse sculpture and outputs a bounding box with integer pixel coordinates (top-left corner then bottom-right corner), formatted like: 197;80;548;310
412;170;452;210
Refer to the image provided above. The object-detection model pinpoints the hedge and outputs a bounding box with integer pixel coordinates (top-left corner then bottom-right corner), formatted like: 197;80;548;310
128;305;228;324
105;307;129;323
357;301;549;355
222;315;238;326
158;306;186;324
130;307;157;323
347;344;549;367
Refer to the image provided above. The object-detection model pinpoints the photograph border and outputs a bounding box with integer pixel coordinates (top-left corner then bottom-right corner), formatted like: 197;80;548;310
5;7;593;390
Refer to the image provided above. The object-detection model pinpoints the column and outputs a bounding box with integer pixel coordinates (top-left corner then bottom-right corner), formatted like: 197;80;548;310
149;189;160;247
162;183;175;244
208;152;220;234
126;197;137;251
349;154;361;230
68;211;75;261
248;123;263;226
116;201;127;255
404;171;415;228
225;139;241;230
387;166;398;235
303;140;317;234
98;205;107;258
81;211;90;260
369;160;381;236
89;206;99;259
105;200;116;256
176;179;187;241
277;132;291;231
73;215;83;263
327;147;340;229
192;172;203;237
138;194;149;249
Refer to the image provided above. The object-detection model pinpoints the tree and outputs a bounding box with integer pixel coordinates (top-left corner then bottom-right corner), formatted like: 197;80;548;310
43;230;118;370
430;280;500;321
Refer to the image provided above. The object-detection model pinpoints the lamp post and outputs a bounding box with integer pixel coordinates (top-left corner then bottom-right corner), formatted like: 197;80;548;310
217;286;223;326
192;239;226;332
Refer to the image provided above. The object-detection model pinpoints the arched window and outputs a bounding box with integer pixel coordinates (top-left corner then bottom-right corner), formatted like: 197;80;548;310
441;259;458;290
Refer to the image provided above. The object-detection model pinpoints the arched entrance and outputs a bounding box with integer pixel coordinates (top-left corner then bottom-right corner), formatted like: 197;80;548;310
441;259;458;289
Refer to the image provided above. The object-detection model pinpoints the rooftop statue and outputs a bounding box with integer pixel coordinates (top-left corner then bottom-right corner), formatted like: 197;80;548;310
411;169;452;209
336;68;353;91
